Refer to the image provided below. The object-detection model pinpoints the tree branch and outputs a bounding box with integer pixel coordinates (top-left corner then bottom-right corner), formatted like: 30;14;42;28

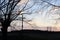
12;0;35;20
41;0;60;7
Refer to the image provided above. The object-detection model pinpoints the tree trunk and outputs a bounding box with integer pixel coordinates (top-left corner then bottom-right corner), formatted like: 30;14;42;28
2;26;7;40
1;20;10;40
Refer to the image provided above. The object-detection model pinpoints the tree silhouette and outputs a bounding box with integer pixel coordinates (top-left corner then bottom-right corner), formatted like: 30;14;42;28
0;0;35;40
0;0;20;40
0;0;60;40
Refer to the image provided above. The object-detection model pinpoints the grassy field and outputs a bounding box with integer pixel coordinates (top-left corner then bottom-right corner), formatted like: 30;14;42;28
0;30;60;40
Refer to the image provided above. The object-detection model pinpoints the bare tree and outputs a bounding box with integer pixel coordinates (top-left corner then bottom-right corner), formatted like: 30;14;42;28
0;0;36;40
0;0;60;40
0;0;20;40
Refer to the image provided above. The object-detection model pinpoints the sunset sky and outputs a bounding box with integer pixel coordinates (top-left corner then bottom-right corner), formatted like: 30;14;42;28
7;0;60;32
15;0;60;27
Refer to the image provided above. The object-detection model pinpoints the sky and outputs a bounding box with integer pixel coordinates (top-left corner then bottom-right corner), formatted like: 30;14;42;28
7;0;60;32
16;0;60;27
43;0;60;6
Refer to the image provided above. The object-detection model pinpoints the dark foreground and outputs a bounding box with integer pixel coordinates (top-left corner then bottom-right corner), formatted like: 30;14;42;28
0;30;60;40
